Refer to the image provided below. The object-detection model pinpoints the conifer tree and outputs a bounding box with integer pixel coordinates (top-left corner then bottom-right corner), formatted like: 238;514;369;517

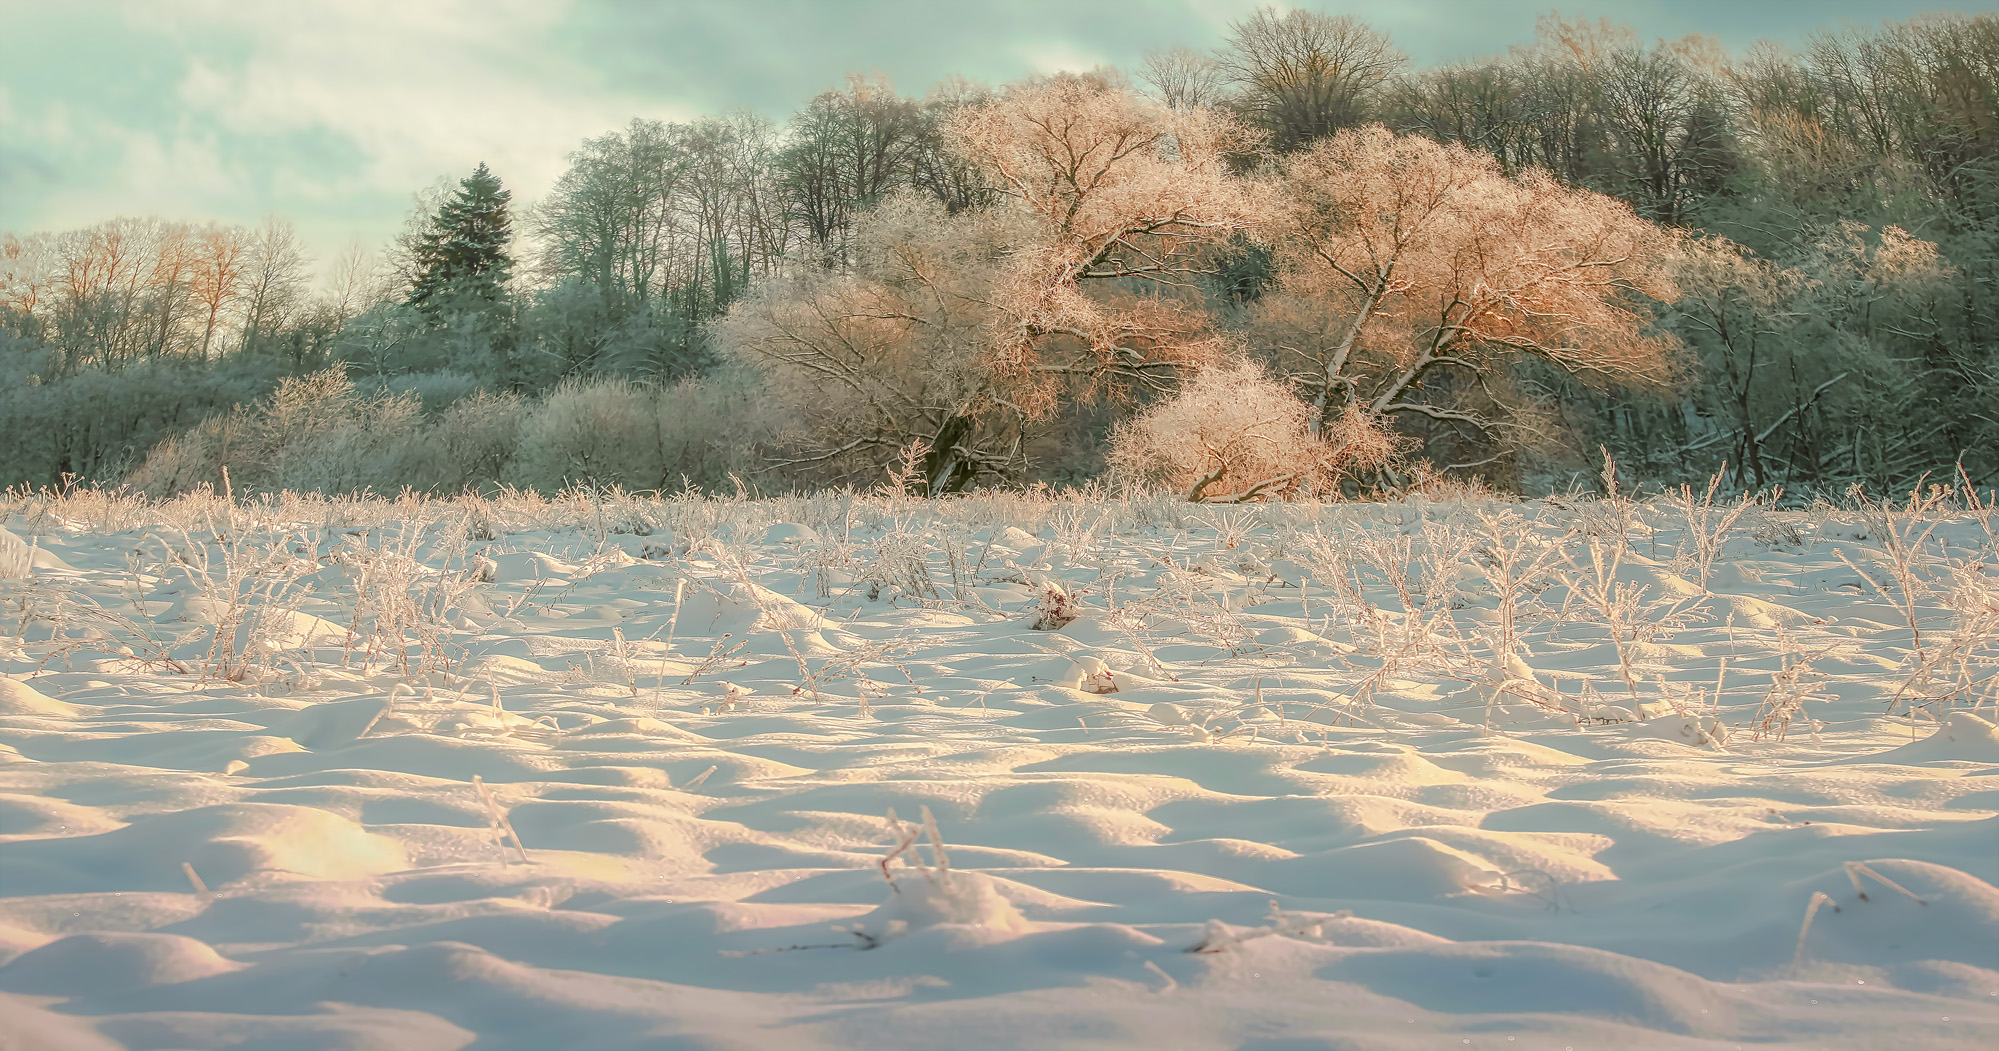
408;163;514;312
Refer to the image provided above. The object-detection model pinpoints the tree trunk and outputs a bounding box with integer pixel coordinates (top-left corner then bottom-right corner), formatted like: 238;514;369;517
922;413;978;496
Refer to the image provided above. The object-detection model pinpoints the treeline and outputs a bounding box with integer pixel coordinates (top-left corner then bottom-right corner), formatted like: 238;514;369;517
0;10;1992;498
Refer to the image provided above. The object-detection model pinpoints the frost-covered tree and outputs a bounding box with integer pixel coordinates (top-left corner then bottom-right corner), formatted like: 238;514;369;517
718;193;1009;491
946;75;1260;407
1249;125;1683;474
725;76;1261;494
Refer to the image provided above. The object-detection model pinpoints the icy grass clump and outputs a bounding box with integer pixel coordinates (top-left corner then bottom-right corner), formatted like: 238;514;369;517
0;526;30;580
725;806;1029;956
849;806;1028;948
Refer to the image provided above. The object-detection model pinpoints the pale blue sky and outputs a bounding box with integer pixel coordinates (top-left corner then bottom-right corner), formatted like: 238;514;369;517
2;1;1985;275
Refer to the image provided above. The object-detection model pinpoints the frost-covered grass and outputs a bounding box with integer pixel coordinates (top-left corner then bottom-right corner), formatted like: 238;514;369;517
0;483;1995;1049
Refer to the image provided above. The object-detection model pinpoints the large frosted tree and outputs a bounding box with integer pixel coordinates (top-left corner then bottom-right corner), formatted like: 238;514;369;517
722;76;1261;494
1248;125;1684;473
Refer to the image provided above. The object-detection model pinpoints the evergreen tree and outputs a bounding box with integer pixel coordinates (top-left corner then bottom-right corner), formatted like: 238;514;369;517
408;163;514;312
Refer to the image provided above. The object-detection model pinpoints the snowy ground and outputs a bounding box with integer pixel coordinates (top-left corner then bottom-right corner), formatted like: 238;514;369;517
0;487;1995;1051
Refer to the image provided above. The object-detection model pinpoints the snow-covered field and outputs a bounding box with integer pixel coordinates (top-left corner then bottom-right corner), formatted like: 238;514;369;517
1;486;1995;1051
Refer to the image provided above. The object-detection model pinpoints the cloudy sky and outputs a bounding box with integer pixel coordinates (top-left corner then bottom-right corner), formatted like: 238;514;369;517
2;0;1984;275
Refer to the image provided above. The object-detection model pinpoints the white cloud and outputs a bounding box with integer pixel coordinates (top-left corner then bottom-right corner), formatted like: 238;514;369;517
1178;0;1290;34
0;0;700;259
1012;40;1114;76
156;0;682;203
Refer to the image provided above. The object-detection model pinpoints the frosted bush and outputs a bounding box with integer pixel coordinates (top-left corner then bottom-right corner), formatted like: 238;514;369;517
430;391;528;490
128;370;437;497
0;351;281;490
127;367;765;498
382;369;486;412
269;389;431;494
512;377;662;490
1109;358;1399;502
513;371;772;494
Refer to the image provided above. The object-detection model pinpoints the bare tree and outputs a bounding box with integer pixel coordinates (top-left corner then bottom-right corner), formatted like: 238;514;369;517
780;74;927;268
910;77;997;215
710;112;796;287
685;112;792;312
1216;9;1404;151
188;223;249;359
324;240;382;324
1593;35;1738;224
1139;47;1227;111
238;217;311;359
141;221;200;359
35;218;187;370
535;119;692;306
1391;60;1534;172
537;113;793;320
1800;16;1998;207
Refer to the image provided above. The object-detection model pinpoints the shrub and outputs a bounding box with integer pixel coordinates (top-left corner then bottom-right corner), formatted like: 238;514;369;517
1108;359;1400;501
127;370;434;497
512;377;662;490
0;345;283;489
512;369;773;494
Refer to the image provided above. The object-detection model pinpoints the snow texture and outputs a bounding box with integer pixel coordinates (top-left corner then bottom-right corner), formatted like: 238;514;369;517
0;490;1995;1049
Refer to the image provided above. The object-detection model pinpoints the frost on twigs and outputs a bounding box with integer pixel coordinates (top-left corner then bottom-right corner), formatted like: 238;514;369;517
1186;900;1355;953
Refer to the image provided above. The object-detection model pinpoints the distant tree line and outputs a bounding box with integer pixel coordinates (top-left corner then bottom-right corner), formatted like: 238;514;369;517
1;9;1991;498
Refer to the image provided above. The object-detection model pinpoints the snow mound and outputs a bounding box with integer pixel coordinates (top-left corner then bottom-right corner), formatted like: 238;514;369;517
0;677;79;718
1793;859;1999;969
1017;654;1141;694
1850;712;1999;765
1320;941;1733;1035
258;695;395;749
0;527;29;578
0;932;242;995
763;522;819;546
676;581;824;636
0;803;408;894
